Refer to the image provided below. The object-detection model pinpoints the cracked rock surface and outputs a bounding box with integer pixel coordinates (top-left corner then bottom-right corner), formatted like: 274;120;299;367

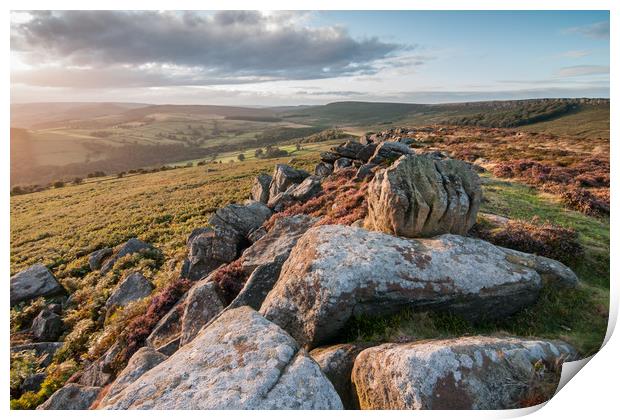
99;306;342;410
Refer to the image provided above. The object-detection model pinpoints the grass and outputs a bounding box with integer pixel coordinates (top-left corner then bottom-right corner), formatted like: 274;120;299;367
520;105;610;140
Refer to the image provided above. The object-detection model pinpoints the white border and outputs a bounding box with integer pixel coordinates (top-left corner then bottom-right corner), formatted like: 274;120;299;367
2;2;616;419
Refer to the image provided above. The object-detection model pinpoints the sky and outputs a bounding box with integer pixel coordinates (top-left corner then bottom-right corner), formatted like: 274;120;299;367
10;10;610;105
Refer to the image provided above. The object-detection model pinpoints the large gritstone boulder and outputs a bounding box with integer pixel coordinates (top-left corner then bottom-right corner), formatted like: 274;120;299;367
184;201;272;281
99;307;342;410
351;336;578;410
365;154;482;237
179;278;225;346
268;164;310;201
10;264;64;306
37;383;101;410
260;225;578;348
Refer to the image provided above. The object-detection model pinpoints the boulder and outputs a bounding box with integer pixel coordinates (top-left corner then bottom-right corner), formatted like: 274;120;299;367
209;201;272;237
365;154;482;237
11;342;62;368
76;359;113;388
100;238;154;274
105;272;153;313
31;309;63;342
21;373;46;394
352;336;577;409
184;201;273;281
355;163;378;181
88;248;113;271
146;294;186;349
37;383;101;410
99;347;167;406
320;151;340;163
185;225;240;281
267;186;297;212
10;264;64;306
260;225;578;348
310;343;373;409
367;141;413;165
268;164;310;200
334;158;353;171
332;141;365;159
315;162;334;178
289;176;322;201
355;143;378;162
99;307;342;410
251;173;272;204
179;278;225;346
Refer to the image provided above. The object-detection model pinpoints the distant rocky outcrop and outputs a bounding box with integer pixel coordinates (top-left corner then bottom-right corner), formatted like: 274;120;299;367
10;264;64;306
352;336;577;409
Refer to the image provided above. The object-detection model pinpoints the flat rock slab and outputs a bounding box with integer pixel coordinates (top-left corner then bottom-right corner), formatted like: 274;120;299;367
11;264;64;306
352;336;578;409
99;306;342;410
260;225;578;348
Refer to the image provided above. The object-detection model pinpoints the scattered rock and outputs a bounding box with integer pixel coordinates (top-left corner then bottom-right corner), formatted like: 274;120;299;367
47;303;62;315
10;264;64;306
210;201;272;237
180;278;225;346
355;143;377;162
251;173;272;204
31;309;63;342
37;383;101;410
320;151;341;163
185;225;240;281
269;164;310;201
365;154;482;237
352;336;577;409
310;343;373;409
105;272;153;313
100;238;154;274
267;186;296;212
332;141;365;159
355;163;378;181
99;347;168;407
99;307;342;409
334;157;353;171
260;225;578;347
289;176;322;201
315;162;334;178
11;342;62;368
21;373;46;394
368;141;413;165
88;248;113;271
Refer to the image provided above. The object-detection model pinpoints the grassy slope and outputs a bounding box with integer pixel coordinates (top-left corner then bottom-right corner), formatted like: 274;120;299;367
10;145;333;275
519;105;610;139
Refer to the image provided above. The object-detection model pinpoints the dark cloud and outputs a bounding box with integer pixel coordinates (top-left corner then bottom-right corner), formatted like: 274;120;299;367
11;11;403;87
564;21;610;39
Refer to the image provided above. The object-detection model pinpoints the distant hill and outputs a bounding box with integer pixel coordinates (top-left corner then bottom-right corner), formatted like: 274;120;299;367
277;98;609;133
10;102;148;129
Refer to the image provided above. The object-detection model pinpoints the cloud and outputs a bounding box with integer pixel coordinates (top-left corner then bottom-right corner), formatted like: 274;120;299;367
11;11;404;87
555;65;610;77
564;21;609;39
558;49;592;58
